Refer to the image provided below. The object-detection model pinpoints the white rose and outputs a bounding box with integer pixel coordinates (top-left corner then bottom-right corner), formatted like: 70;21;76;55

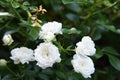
10;47;34;64
75;36;96;56
41;21;62;34
71;54;95;78
39;31;55;42
39;21;62;42
34;42;61;69
2;34;14;46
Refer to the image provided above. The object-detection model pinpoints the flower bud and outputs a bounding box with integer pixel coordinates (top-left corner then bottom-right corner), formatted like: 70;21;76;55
70;28;77;31
0;59;7;66
2;34;14;46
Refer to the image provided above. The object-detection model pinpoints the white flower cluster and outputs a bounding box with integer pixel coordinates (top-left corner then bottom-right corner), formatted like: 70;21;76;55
8;21;96;78
10;21;62;69
10;43;61;69
71;36;96;78
39;21;62;42
34;21;62;69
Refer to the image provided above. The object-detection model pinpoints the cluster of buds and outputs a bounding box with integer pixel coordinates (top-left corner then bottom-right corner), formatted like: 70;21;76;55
31;14;42;27
28;5;47;27
33;5;47;15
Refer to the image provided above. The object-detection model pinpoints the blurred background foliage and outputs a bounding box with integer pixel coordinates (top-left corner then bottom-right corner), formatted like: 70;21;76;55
0;0;120;80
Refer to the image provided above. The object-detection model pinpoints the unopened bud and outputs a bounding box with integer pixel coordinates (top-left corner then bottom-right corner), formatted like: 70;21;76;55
0;59;7;66
2;34;14;46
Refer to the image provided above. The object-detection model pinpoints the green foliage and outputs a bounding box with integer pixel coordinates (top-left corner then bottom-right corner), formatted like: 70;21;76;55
108;55;120;71
0;0;120;80
29;27;40;40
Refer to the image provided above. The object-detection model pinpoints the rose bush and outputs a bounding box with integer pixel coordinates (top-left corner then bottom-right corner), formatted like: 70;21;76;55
0;0;120;80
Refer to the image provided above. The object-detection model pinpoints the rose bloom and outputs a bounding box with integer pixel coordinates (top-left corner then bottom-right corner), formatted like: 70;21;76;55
41;21;62;34
75;36;96;56
34;42;61;69
10;47;34;64
71;54;95;78
2;34;14;46
39;21;62;42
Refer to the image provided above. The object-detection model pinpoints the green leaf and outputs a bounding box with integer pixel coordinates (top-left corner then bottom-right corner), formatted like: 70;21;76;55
62;0;94;4
64;58;71;66
104;25;117;33
66;4;81;12
62;0;77;4
23;1;30;6
12;1;20;8
6;0;13;2
38;74;49;80
68;71;85;80
102;47;120;56
103;0;117;7
42;68;53;75
20;20;31;27
56;71;66;79
2;74;14;80
21;5;28;10
29;27;40;40
0;1;9;7
96;20;119;34
103;0;113;7
94;48;103;59
78;26;90;36
66;13;79;22
24;70;36;76
21;2;29;10
62;0;83;4
108;55;120;71
92;28;102;40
